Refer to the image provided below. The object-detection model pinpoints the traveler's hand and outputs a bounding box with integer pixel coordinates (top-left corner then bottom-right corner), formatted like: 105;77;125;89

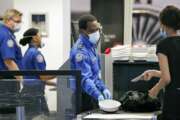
103;89;112;99
148;88;158;99
142;70;156;81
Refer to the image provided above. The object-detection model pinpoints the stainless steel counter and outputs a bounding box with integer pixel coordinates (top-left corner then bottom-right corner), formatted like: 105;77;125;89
77;109;161;120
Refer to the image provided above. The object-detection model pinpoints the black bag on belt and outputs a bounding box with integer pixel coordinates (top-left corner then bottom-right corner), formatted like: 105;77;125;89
119;91;161;112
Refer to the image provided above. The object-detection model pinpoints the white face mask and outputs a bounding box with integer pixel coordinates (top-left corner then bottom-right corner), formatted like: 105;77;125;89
88;31;100;45
40;41;45;48
13;23;21;32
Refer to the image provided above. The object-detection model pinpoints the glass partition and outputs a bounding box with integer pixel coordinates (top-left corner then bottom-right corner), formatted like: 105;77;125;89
0;70;81;120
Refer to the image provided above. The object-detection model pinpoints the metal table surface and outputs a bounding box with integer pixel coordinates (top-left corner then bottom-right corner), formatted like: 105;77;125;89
76;109;161;120
0;111;57;120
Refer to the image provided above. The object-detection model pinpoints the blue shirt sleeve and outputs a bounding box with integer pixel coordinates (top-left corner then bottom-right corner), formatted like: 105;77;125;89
33;52;46;70
94;78;107;92
95;56;107;91
73;52;103;100
0;36;16;60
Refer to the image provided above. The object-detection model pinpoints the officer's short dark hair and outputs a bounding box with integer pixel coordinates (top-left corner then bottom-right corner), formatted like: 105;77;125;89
78;14;97;30
160;5;180;30
20;28;39;46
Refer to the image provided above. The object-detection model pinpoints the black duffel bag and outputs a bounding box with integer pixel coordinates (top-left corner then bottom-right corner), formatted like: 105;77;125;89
120;91;161;112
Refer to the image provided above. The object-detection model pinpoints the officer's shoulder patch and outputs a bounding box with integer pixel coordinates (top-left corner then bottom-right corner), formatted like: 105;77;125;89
36;54;44;63
77;43;84;49
75;53;84;62
7;39;14;48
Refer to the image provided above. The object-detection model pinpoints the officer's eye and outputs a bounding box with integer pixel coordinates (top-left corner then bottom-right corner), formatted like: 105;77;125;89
90;29;99;33
11;18;21;23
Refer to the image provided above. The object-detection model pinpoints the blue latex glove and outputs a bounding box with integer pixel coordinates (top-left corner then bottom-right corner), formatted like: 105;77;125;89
103;89;112;99
98;95;104;101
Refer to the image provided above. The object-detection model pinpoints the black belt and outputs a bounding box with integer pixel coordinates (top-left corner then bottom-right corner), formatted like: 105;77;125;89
0;75;15;79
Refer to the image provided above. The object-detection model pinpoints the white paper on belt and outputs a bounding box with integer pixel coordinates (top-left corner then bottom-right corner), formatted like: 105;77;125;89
84;113;155;119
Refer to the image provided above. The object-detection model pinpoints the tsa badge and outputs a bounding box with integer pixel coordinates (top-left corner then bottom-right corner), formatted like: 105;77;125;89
75;53;84;62
7;39;14;48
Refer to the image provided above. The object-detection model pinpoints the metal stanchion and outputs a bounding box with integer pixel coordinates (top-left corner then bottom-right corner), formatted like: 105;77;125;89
16;106;26;120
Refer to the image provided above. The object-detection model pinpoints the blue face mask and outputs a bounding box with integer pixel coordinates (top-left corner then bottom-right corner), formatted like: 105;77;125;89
160;28;167;38
88;31;100;45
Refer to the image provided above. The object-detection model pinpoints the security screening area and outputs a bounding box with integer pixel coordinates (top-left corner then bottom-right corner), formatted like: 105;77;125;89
0;0;180;120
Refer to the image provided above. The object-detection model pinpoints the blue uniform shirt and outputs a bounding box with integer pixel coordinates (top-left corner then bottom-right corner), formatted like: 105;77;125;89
0;23;22;70
70;34;107;100
22;45;46;86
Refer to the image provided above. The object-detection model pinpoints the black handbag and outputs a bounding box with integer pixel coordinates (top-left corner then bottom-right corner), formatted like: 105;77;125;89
120;91;161;112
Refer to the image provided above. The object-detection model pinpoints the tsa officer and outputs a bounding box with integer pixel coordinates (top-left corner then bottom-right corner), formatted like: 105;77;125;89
70;14;112;110
20;28;56;116
0;9;23;114
0;9;23;80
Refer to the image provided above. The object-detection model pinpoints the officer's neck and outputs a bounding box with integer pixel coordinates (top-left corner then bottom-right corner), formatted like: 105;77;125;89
81;32;88;38
3;22;13;32
30;43;39;48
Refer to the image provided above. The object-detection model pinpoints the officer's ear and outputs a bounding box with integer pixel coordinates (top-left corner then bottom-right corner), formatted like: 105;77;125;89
32;35;38;42
79;29;84;33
